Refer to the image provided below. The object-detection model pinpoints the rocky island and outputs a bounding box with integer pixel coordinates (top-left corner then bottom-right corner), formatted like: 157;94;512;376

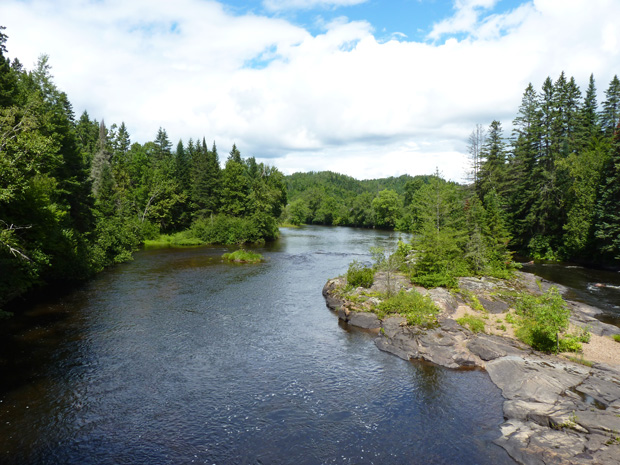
323;271;620;465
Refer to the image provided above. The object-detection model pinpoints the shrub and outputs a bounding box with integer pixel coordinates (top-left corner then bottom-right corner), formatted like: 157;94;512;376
191;215;263;245
222;249;263;263
378;289;439;327
515;287;570;353
346;260;375;288
612;334;620;343
456;314;486;333
411;271;458;289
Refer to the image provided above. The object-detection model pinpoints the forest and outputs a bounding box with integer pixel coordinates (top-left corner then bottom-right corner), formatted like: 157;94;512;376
1;21;620;312
0;28;286;312
284;71;620;270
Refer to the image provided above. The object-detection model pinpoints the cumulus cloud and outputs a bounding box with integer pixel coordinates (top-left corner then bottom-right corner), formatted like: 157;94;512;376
263;0;367;12
1;0;619;182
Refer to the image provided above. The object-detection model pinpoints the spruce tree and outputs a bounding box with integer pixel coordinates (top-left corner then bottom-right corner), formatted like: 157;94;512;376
477;120;507;200
593;124;620;260
601;75;620;136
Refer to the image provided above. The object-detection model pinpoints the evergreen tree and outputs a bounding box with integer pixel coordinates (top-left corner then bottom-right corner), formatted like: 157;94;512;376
601;75;620;136
593;125;620;260
153;127;172;161
477;120;507;200
221;146;251;217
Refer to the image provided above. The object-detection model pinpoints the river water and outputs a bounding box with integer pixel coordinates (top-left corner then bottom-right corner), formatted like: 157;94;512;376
0;226;515;464
521;262;620;327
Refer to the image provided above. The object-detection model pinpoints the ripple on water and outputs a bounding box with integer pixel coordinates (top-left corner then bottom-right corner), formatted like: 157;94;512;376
0;226;514;465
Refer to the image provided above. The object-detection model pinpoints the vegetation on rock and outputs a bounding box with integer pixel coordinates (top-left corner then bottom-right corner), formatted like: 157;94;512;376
222;249;263;263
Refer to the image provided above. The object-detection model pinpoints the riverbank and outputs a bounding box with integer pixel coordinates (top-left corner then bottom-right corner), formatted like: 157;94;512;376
323;271;620;465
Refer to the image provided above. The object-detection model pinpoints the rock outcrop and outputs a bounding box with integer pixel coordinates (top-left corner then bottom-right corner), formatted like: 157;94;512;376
323;271;620;465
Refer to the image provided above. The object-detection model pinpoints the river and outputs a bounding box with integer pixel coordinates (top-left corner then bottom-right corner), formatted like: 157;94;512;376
0;226;515;464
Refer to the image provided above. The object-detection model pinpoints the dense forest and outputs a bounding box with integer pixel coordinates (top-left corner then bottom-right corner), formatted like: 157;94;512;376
285;72;620;271
283;171;434;229
470;72;619;264
0;28;286;312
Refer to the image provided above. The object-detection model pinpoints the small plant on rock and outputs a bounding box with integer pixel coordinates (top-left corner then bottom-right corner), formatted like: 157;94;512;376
515;287;570;353
346;260;375;288
456;314;486;333
377;289;439;327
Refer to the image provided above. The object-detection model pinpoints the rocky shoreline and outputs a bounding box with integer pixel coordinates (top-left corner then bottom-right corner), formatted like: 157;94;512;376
323;271;620;465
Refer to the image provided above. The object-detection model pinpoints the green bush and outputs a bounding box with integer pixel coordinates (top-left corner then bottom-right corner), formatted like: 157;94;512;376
612;334;620;343
515;287;570;353
411;271;458;289
222;249;263;263
456;314;486;333
346;260;375;288
191;215;264;245
378;289;439;327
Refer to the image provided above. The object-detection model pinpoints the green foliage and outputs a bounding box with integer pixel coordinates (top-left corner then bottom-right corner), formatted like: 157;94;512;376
191;215;264;245
346;260;375;288
0;32;288;309
515;287;571;353
612;334;620;343
222;249;263;263
456;314;486;333
377;289;439;327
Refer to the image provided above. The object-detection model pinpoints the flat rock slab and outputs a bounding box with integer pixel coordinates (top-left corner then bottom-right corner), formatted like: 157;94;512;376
347;311;381;329
323;272;620;465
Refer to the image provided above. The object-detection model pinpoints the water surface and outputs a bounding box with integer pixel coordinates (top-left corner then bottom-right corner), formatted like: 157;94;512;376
0;226;514;464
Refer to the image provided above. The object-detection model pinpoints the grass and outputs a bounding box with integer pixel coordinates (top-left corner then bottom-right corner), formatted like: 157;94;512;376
377;289;439;327
565;355;594;367
613;334;620;343
456;314;486;333
222;249;263;263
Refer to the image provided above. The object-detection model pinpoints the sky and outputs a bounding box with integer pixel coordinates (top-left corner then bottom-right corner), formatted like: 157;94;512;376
1;0;619;181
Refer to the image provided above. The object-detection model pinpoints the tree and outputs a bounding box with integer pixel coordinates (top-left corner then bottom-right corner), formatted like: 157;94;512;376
601;75;620;136
477;120;507;200
467;123;486;187
593;125;620;260
372;189;400;229
411;172;466;288
220;145;250;217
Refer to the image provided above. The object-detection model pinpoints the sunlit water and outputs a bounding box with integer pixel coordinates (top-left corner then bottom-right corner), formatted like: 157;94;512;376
0;226;514;464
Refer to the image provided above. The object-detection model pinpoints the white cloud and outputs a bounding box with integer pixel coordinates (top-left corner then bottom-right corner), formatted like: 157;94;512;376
263;0;367;12
1;0;619;183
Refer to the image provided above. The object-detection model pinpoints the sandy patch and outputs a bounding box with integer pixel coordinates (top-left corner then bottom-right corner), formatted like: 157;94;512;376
447;306;620;367
579;334;620;367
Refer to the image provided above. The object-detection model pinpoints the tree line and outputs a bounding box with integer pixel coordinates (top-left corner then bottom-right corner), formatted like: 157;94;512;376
471;72;620;264
0;27;286;311
283;171;436;229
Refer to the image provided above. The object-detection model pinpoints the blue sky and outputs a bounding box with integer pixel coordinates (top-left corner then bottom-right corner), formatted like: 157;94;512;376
1;0;618;181
223;0;525;42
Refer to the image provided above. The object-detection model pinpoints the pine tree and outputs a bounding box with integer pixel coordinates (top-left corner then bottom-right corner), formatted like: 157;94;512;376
220;145;250;217
90;121;112;200
506;83;541;249
578;74;601;148
593;124;620;260
477;120;507;200
601;75;620;136
154;127;172;161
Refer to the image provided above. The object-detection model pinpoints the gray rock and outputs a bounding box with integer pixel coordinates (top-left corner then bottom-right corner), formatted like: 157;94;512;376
348;311;381;329
323;272;620;465
478;296;510;313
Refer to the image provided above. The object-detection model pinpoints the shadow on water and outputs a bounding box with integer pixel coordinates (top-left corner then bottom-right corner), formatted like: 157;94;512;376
0;226;515;464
